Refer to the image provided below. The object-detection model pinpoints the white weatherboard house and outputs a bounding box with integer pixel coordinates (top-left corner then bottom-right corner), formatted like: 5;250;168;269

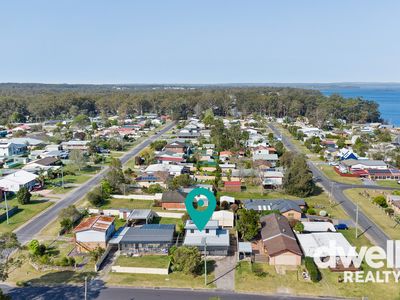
74;215;115;252
0;142;27;157
183;220;230;256
0;170;38;192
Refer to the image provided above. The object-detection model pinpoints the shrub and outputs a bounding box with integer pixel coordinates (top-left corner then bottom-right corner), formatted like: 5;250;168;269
373;195;387;208
305;257;321;282
307;208;316;215
16;187;31;205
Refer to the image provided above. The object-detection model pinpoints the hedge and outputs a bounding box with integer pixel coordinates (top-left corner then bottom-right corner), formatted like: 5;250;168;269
305;257;321;282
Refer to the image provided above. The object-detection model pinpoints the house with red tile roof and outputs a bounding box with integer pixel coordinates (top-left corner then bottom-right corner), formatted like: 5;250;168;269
74;215;115;252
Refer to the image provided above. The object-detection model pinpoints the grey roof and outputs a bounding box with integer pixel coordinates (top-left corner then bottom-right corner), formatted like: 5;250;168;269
120;224;175;243
243;199;302;213
341;159;387;167
185;220;219;230
128;209;153;220
161;190;187;203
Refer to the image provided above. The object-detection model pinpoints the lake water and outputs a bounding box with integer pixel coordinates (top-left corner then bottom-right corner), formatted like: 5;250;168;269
319;87;400;126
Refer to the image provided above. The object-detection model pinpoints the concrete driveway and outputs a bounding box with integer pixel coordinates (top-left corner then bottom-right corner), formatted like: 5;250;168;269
211;255;237;290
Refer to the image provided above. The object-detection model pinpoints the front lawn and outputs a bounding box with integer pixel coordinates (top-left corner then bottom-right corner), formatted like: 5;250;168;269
114;255;170;269
105;260;215;289
318;165;362;185
235;261;400;299
0;198;53;232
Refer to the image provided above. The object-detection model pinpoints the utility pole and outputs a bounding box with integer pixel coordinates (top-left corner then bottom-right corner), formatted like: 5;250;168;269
84;276;88;300
4;190;9;224
203;238;207;286
355;202;359;239
61;167;64;188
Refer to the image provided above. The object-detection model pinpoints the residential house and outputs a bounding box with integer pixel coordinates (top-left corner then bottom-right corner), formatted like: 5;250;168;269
22;157;61;172
243;199;304;220
144;164;184;176
135;172;169;188
0;142;27;157
339;159;388;173
0;170;38;192
260;214;302;266
161;190;188;210
183;220;230;256
223;181;242;193
296;232;357;270
387;195;400;214
338;149;358;161
61;140;90;151
219;151;232;162
261;170;284;189
164;141;187;153
115;224;175;255
74;216;115;252
155;151;185;164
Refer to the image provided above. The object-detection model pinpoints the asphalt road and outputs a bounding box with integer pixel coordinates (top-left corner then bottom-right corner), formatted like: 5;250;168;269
268;123;391;249
0;283;342;300
14;122;176;245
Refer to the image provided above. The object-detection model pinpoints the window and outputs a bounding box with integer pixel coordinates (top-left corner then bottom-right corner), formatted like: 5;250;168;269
205;229;209;234
190;229;194;234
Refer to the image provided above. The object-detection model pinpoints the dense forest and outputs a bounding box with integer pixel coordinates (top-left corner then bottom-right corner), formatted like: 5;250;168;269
0;83;381;126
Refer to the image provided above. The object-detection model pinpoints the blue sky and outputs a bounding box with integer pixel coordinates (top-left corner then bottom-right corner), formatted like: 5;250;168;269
1;0;399;84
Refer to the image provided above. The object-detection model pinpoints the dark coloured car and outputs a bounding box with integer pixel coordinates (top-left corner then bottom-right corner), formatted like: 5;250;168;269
335;223;348;230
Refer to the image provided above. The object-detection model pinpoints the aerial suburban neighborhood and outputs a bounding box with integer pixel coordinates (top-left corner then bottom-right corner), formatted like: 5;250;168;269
1;2;400;299
0;93;399;300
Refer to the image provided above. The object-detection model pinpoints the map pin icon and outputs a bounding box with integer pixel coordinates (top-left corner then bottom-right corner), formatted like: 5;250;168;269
185;187;217;231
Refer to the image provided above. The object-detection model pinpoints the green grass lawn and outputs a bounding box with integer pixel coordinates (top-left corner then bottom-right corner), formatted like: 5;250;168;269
235;261;400;299
114;255;170;269
376;180;400;189
318;165;362;184
344;188;400;240
101;198;155;209
106;260;215;289
0;198;53;232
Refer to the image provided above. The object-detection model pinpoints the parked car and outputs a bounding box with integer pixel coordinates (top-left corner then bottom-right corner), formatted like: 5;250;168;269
335;224;349;230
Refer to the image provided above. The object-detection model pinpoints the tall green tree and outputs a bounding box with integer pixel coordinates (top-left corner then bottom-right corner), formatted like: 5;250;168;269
283;156;316;197
236;209;259;241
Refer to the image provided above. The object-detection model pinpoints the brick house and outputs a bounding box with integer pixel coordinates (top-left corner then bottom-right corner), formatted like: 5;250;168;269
223;181;242;192
161;190;188;210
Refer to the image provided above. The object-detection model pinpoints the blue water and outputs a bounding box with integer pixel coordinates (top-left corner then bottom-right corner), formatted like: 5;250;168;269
318;87;400;126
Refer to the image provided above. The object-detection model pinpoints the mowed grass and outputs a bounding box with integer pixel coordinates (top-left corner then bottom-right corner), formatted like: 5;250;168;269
235;261;400;299
318;165;362;184
105;261;215;289
376;180;400;189
114;255;170;269
344;188;400;240
0;198;53;232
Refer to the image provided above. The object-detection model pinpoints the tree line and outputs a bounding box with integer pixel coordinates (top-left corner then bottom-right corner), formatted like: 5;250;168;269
0;85;381;125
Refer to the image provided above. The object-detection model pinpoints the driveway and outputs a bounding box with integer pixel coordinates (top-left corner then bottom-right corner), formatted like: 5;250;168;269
211;255;237;290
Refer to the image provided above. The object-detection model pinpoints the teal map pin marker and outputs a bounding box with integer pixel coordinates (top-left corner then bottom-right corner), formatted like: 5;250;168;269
185;187;216;231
